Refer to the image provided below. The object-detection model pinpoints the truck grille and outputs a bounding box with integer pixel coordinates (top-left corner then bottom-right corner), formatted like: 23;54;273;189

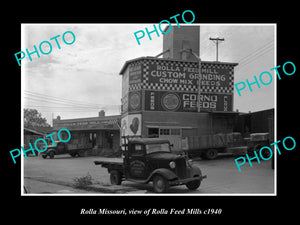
175;157;187;179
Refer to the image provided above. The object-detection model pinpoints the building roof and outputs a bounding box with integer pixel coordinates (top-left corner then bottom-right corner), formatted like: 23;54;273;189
24;126;54;135
119;56;238;75
53;114;121;123
53;114;121;131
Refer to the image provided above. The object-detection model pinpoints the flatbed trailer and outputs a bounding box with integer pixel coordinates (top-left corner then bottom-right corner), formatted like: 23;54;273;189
181;132;248;159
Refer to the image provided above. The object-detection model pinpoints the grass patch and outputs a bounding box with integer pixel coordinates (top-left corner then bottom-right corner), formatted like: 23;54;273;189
73;173;93;189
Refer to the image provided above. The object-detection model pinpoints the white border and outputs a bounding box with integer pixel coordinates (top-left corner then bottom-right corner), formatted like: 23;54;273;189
21;23;277;196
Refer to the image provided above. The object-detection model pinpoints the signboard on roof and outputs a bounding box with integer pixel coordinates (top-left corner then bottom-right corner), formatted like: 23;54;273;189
146;60;234;94
121;57;237;113
126;58;236;95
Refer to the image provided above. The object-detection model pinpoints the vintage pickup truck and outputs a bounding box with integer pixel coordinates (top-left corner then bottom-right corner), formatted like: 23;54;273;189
94;137;207;193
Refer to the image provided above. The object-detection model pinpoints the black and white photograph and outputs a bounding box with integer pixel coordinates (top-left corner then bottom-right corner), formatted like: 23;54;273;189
4;4;298;222
21;23;276;195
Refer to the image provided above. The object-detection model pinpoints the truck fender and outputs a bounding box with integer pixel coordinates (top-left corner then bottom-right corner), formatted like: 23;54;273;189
189;165;202;177
189;165;207;180
47;148;55;154
148;168;178;182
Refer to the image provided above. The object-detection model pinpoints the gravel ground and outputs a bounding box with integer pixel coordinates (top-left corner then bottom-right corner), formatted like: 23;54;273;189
23;154;275;195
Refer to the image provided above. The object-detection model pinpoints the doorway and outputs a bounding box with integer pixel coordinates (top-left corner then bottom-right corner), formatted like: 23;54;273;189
147;127;182;151
89;132;97;148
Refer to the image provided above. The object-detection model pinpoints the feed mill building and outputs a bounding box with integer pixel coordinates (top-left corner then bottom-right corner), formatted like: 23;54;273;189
119;26;239;151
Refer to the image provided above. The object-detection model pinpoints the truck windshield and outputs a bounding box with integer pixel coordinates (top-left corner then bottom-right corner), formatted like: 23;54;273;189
145;143;170;154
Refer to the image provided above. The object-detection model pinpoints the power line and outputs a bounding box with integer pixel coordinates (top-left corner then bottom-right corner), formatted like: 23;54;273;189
24;96;97;108
235;46;274;71
24;90;104;107
24;104;120;110
237;39;274;63
200;26;238;59
24;107;121;113
24;90;120;109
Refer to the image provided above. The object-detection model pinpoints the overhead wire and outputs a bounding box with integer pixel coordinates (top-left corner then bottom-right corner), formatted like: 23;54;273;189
237;39;274;63
235;44;274;71
24;90;118;108
23;90;121;112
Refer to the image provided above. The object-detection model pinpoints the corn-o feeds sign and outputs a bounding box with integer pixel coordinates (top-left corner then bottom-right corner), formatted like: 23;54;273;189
144;91;233;112
125;58;237;113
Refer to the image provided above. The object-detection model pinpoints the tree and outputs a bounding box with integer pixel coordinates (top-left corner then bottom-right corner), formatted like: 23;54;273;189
24;108;50;127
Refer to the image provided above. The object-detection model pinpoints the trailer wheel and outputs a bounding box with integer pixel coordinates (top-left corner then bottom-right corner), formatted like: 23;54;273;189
152;175;169;193
110;170;122;185
78;150;85;157
247;148;254;157
205;149;218;160
254;144;271;159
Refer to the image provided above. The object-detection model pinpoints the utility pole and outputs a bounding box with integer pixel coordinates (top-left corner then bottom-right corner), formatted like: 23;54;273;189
209;37;224;61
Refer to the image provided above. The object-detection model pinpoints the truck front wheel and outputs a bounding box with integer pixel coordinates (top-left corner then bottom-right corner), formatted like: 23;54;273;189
186;177;201;190
110;170;122;185
152;175;169;193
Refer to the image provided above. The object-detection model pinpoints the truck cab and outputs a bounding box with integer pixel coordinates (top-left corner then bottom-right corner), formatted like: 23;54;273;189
95;136;207;193
247;133;270;158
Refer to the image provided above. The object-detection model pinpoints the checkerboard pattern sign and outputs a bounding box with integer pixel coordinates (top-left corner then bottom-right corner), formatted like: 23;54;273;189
128;58;235;95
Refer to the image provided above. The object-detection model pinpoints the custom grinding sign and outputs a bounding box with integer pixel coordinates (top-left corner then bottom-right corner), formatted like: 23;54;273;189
123;57;237;113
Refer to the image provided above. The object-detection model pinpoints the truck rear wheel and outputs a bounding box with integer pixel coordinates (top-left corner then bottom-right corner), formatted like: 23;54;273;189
110;170;122;185
205;149;218;160
152;175;169;193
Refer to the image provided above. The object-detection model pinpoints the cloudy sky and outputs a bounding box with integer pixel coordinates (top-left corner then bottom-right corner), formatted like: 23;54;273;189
22;24;275;125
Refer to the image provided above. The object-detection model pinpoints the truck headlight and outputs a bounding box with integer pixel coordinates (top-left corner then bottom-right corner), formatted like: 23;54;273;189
169;161;176;169
186;159;193;168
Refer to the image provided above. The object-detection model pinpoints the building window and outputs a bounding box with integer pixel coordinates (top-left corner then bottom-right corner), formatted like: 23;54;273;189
170;128;181;135
148;128;159;138
132;144;144;156
160;129;170;135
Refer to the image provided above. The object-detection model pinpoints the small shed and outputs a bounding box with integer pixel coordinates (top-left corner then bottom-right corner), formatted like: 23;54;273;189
24;127;54;155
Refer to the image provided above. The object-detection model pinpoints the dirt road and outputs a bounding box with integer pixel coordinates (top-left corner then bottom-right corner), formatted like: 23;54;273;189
23;154;274;194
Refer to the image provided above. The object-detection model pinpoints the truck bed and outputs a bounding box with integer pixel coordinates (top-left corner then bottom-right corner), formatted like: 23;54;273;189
94;157;123;171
